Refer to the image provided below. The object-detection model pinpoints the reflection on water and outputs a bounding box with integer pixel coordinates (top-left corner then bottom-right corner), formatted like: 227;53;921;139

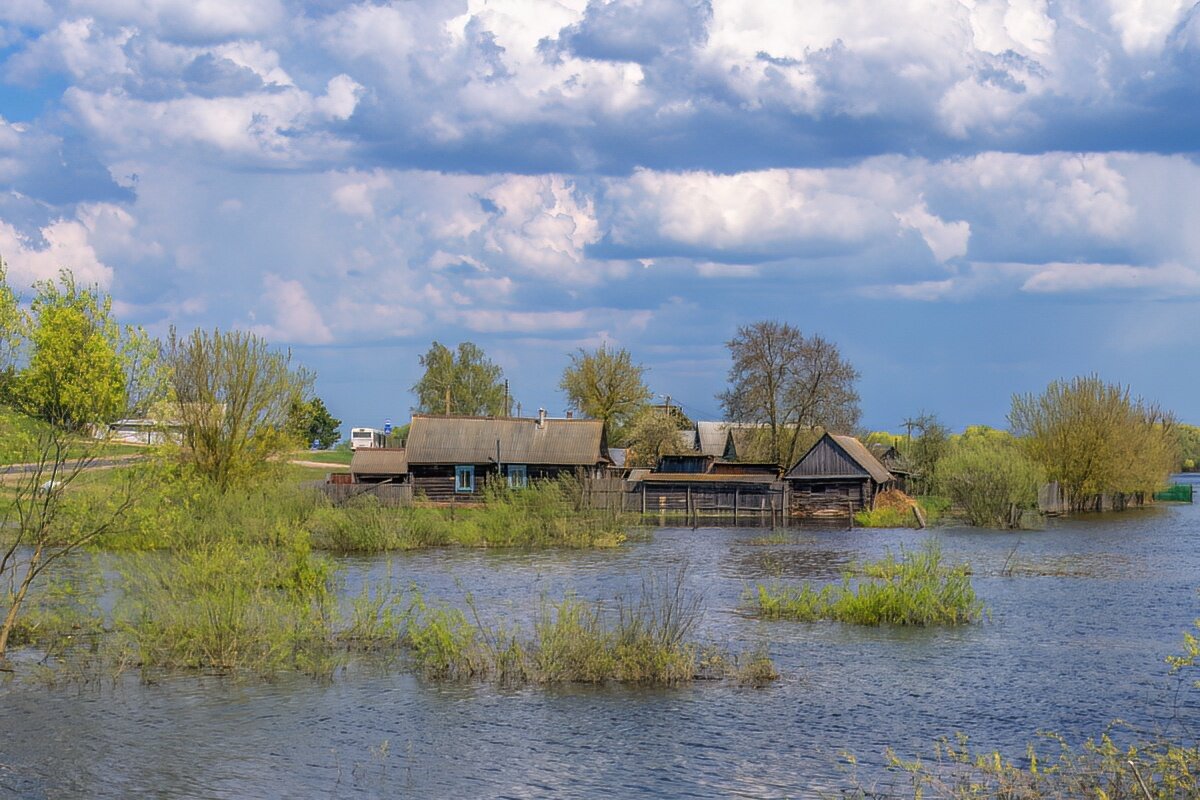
3;494;1200;798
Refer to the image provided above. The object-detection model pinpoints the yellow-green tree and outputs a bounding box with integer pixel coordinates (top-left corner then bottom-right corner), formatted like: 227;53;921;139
559;345;651;443
413;341;508;416
1009;375;1177;511
18;272;126;431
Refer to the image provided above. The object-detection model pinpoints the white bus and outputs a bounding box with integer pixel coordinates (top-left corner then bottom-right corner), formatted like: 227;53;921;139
350;427;388;450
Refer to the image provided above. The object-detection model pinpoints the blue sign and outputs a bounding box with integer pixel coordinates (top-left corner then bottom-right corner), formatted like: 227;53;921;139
383;419;393;435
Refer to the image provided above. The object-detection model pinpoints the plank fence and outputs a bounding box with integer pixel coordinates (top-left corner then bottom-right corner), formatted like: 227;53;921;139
316;482;414;507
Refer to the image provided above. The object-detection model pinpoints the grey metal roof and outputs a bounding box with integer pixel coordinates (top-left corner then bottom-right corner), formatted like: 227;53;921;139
405;415;609;466
695;421;769;457
351;448;408;476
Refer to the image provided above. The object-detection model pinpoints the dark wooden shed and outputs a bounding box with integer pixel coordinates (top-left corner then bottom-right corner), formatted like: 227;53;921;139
405;414;610;502
785;433;895;519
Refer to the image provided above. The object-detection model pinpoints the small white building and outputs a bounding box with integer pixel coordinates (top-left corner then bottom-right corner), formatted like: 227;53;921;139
104;418;185;445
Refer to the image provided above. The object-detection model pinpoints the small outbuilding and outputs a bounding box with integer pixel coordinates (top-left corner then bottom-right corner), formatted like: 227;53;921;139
404;412;611;502
785;433;895;519
350;448;409;484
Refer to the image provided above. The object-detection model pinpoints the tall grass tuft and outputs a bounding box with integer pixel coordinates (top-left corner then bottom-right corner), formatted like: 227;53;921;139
753;540;983;626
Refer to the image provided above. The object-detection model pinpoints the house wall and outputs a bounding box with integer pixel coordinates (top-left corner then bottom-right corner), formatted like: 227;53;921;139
411;464;587;502
638;481;782;515
788;479;872;518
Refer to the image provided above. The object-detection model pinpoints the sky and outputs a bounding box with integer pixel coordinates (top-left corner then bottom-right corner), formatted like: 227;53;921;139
1;0;1199;435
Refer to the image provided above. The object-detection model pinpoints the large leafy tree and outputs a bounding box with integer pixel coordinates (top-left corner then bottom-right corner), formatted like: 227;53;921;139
167;328;313;490
560;345;651;441
718;321;860;467
18;272;127;431
413;341;508;416
1009;375;1177;511
289;396;342;449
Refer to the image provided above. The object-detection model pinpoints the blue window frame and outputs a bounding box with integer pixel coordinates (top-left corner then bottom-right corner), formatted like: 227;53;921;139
506;464;528;489
455;465;475;493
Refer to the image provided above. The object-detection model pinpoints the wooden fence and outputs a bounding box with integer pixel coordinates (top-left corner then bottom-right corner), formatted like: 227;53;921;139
316;482;414;507
578;477;789;525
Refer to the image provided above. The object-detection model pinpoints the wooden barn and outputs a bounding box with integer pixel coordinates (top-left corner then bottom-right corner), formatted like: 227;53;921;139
785;433;895;519
404;412;611;502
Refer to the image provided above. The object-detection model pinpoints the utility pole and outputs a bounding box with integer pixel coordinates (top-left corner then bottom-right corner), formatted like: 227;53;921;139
503;379;510;417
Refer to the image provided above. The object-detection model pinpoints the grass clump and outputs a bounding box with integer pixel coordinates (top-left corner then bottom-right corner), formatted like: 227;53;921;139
753;540;983;626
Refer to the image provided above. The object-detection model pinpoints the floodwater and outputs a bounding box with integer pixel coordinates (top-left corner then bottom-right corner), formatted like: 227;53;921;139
3;478;1200;799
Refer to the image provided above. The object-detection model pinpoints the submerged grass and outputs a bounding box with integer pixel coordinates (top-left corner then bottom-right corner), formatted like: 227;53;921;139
846;730;1200;799
372;572;778;687
753;540;983;626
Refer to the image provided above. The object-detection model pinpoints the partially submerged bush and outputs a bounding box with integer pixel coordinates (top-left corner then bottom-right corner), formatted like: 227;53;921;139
753;541;983;626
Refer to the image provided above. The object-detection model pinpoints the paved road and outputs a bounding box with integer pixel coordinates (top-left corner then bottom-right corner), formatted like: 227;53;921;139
0;454;145;475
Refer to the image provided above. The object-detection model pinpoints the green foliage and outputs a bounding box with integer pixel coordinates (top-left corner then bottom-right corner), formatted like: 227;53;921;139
559;344;652;443
167;327;313;491
412;341;508;416
623;406;689;467
289;395;342;449
937;431;1043;528
753;541;983;626
719;320;860;467
17;272;126;430
1010;375;1178;511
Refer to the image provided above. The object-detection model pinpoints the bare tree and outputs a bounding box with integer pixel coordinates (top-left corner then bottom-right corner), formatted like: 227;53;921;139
719;321;860;467
0;429;136;657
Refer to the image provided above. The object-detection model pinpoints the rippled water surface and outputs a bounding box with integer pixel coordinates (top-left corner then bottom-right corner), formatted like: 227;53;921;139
4;480;1200;798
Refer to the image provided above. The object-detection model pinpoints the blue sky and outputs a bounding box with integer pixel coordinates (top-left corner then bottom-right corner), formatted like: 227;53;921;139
1;0;1199;434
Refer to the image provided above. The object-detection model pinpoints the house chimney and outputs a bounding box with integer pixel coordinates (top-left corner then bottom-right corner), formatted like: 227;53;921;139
566;410;573;419
538;407;547;427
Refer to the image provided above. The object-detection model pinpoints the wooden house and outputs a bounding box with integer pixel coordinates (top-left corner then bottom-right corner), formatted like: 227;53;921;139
784;433;895;519
404;412;610;502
